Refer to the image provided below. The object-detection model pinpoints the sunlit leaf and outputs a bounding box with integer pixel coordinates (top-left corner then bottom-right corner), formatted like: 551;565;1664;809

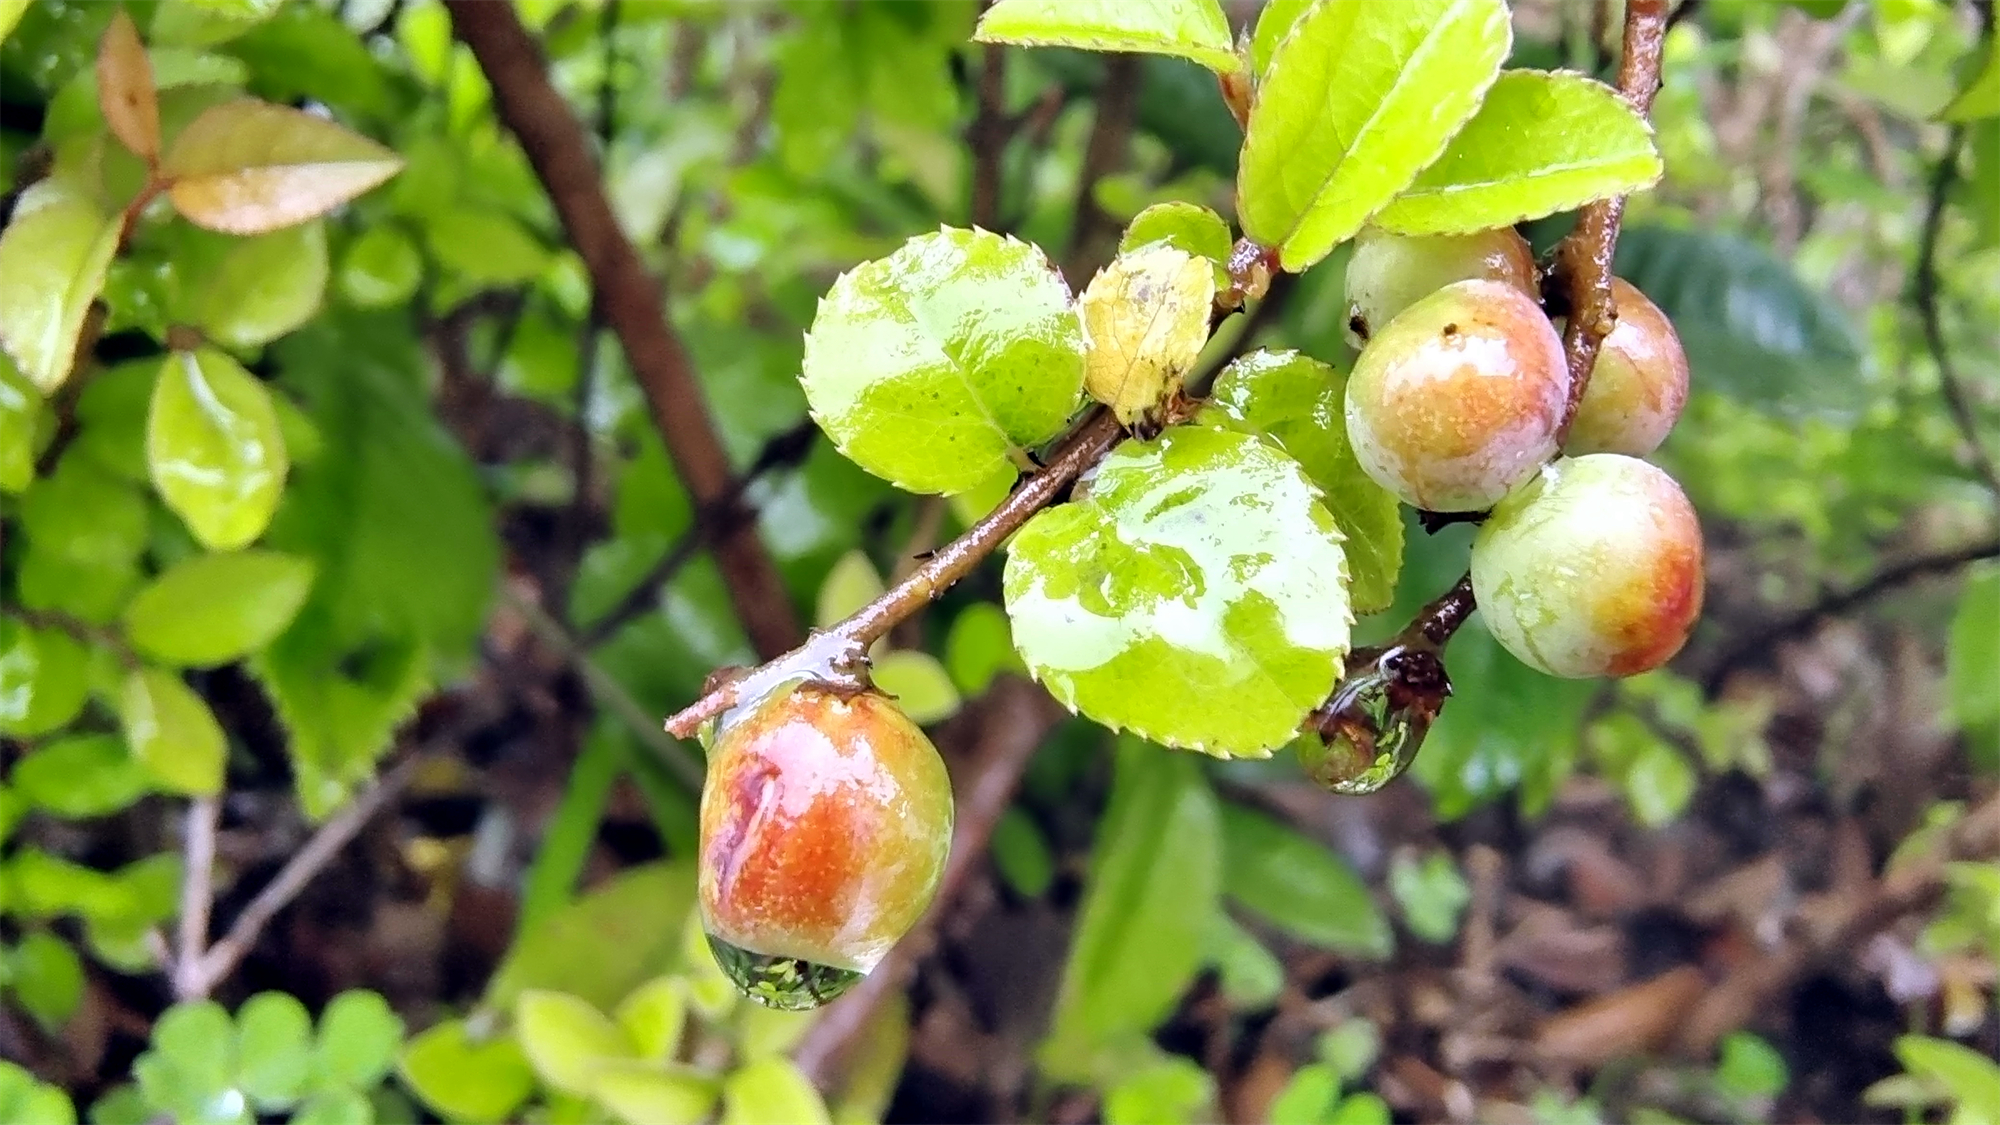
1080;245;1214;429
1005;426;1351;756
0;182;122;393
1237;0;1510;270
485;863;695;1013
162;98;402;234
313;990;404;1091
118;666;226;796
872;649;962;725
615;978;687;1064
11;734;150;818
1248;0;1313;78
122;550;316;667
975;0;1238;74
1374;70;1662;235
147;348;289;549
236;992;312;1110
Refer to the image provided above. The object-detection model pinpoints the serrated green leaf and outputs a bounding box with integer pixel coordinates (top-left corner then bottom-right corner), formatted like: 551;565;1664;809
313;990;403;1091
1043;740;1219;1084
974;0;1238;74
0;619;90;738
0;356;47;492
1004;426;1350;756
336;226;422;309
872;649;962;725
196;220;328;349
515;991;630;1096
236;992;313;1109
1943;33;2000;121
162;98;402;234
1374;70;1662;235
485;863;695;1012
8;931;84;1031
1248;0;1313;78
1219;803;1391;957
1081;245;1214;428
592;1063;719;1125
148;348;290;549
119;666;227;795
1238;0;1511;270
722;1057;830;1125
396;1019;534;1125
123;550;316;667
1205;350;1402;613
615;978;687;1064
11;734;152;818
801;226;1085;496
0;181;122;393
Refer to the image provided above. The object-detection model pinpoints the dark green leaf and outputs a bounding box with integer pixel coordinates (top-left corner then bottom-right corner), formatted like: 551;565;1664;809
8;931;84;1030
1218;803;1391;958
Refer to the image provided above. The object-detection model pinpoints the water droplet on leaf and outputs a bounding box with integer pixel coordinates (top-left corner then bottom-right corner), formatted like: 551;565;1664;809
704;933;864;1011
1298;644;1450;794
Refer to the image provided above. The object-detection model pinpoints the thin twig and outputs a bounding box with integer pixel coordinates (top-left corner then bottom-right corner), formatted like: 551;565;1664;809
1702;538;2000;692
172;797;220;1000
1914;125;2000;496
187;756;426;997
445;0;802;660
967;42;1009;230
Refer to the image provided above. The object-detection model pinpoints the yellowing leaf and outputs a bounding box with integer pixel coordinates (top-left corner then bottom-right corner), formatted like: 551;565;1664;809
147;348;289;549
1080;245;1214;430
162;99;402;234
0;182;123;393
975;0;1239;74
97;10;161;162
121;550;316;667
119;665;226;795
1238;0;1511;271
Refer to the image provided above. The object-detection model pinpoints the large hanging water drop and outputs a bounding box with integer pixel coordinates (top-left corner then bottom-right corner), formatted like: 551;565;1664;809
703;934;864;1011
1298;644;1451;794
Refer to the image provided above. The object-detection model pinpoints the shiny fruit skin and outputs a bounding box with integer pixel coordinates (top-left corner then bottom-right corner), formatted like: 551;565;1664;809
698;684;953;973
1345;279;1570;512
1565;279;1689;456
1470;454;1704;678
1344;226;1538;349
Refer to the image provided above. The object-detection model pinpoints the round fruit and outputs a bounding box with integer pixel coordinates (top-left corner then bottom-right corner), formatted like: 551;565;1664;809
1343;225;1538;349
1564;279;1689;456
1345;278;1571;512
698;683;953;975
1470;454;1704;678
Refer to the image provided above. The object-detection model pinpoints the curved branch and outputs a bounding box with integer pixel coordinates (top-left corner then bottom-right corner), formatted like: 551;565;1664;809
1915;124;2000;496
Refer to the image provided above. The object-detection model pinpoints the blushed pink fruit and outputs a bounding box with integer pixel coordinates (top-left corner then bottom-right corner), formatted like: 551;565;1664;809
1565;279;1689;456
1343;226;1538;349
1470;454;1705;678
1345;279;1571;512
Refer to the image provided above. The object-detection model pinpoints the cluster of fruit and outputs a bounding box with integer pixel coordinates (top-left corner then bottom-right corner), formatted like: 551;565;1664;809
1343;226;1704;680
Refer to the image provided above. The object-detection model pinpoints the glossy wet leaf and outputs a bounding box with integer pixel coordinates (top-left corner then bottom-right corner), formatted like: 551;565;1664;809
975;0;1237;73
148;348;289;549
1119;201;1232;289
122;550;316;667
196;220;328;348
722;1057;830;1125
1237;0;1510;271
0;357;45;492
235;992;312;1109
1080;245;1213;429
800;226;1085;495
1043;740;1219;1084
97;11;159;161
397;1019;534;1125
1374;71;1662;235
516;991;629;1096
119;666;226;795
1249;0;1313;77
1205;350;1403;613
1219;803;1391;957
162;98;402;234
592;1064;718;1125
11;734;152;818
313;990;403;1090
1004;426;1351;756
0;619;90;738
0;181;123;393
336;226;422;309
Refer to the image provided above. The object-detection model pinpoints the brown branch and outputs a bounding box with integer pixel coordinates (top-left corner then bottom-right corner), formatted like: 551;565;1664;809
792;676;1067;1090
1063;54;1140;283
445;0;801;660
1702;538;2000;693
1915;125;2000;496
967;42;1009;230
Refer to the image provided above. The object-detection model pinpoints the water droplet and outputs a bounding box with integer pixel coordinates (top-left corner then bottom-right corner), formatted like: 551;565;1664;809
704;932;864;1011
1298;644;1450;795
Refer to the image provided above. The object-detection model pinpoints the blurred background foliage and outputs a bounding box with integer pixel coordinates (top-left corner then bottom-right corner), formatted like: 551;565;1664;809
0;0;1996;1122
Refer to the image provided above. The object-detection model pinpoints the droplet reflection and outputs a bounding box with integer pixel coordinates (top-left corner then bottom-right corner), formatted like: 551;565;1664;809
1298;644;1451;794
704;932;864;1011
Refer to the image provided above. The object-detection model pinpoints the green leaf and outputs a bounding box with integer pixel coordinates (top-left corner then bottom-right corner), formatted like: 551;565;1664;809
136;1000;239;1125
1893;1035;2000;1125
8;931;84;1030
1268;1063;1339;1125
722;1057;830;1125
1373;70;1663;235
800;226;1085;496
872;648;963;725
123;550;316;667
396;1019;534;1125
15;455;148;623
313;990;403;1091
1248;0;1313;78
336;226;422;309
1948;565;1999;736
0;1064;74;1125
974;0;1238;74
0;619;91;737
424;210;550;286
989;806;1056;898
195;220;328;349
11;734;152;818
814;549;886;629
1204;910;1284;1010
591;1063;719;1125
615;978;687;1063
1218;803;1391;957
1104;1056;1214;1125
288;1089;371;1125
236;992;313;1109
485;862;695;1013
0;356;47;492
118;666;227;795
1237;0;1511;270
162;98;402;234
1612;225;1867;418
1387;850;1470;944
1080;245;1214;428
1715;1031;1789;1101
252;627;427;819
1004;426;1351;756
0;0;29;45
0;181;122;393
1043;740;1220;1083
148;348;290;549
944;602;1023;696
1205;350;1403;613
515;991;629;1096
1943;33;2000;121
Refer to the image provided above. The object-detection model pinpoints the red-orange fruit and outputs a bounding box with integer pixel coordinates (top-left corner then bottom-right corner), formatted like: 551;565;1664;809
1565;278;1690;456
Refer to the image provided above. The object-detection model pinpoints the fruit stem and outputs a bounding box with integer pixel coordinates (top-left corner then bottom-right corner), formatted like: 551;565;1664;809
1404;574;1477;650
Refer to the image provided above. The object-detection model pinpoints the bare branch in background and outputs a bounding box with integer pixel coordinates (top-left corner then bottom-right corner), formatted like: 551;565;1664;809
1063;54;1140;283
1915;125;2000;496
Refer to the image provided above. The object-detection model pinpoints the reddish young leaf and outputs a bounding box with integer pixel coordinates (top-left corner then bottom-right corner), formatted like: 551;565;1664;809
162;99;402;235
96;9;160;162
